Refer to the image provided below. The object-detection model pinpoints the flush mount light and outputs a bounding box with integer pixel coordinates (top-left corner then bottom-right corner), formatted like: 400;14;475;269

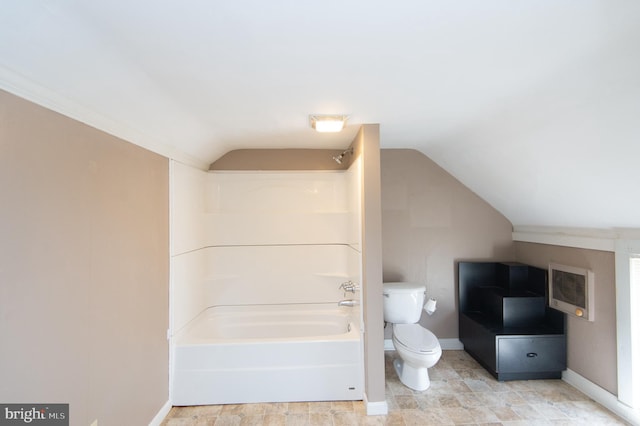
309;114;349;133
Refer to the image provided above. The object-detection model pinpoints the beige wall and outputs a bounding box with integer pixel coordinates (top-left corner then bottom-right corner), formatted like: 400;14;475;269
514;242;617;394
210;148;350;170
0;90;169;425
380;149;515;339
357;125;386;405
379;150;619;395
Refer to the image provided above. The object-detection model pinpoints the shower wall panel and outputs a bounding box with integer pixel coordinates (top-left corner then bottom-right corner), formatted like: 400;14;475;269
171;161;208;256
202;170;360;306
205;171;351;246
170;167;363;334
172;248;208;333
205;244;359;306
170;161;209;334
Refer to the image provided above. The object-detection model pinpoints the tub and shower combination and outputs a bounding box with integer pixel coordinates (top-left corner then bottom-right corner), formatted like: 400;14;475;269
171;303;362;405
170;165;365;405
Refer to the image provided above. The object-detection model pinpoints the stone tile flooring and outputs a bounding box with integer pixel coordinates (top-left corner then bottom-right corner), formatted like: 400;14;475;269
161;350;630;425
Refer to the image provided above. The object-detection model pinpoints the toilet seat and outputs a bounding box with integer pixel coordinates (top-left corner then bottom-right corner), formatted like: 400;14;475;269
393;324;439;354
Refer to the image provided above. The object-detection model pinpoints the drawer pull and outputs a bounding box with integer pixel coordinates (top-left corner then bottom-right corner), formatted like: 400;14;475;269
526;352;538;358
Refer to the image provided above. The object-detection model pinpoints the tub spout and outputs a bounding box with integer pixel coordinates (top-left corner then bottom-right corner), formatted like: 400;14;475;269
338;299;359;307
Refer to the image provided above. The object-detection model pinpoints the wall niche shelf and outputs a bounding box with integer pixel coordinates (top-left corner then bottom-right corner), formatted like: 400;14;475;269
458;262;567;381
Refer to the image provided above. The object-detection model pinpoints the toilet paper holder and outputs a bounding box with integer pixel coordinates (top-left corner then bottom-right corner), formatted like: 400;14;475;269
424;297;437;315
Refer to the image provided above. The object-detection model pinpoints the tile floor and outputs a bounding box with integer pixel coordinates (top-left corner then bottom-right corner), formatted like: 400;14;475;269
161;350;630;425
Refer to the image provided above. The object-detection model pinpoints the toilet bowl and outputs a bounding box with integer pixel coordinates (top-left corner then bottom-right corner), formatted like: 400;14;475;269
391;323;442;391
383;282;442;391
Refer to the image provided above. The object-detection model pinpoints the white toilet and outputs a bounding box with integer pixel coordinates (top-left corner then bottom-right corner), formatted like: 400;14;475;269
383;282;442;391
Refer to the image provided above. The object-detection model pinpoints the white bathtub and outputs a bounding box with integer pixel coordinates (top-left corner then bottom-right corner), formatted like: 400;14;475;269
171;303;363;405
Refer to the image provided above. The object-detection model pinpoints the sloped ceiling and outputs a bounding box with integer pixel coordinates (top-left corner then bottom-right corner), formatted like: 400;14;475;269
1;1;639;229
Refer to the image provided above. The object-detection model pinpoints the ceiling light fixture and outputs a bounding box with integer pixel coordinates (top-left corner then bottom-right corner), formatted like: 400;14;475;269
309;114;349;133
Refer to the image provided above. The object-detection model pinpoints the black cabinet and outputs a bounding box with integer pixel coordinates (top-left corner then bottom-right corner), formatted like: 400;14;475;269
458;262;566;381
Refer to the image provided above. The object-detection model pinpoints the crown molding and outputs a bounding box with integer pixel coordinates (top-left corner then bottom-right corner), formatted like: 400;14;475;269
0;65;209;170
512;226;640;252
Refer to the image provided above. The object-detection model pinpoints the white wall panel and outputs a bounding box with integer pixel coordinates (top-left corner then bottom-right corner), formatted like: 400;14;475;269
171;161;208;256
170;160;209;334
205;171;352;246
207;172;348;214
171;167;363;330
347;157;363;251
171;250;208;334
208;212;349;246
205;245;357;306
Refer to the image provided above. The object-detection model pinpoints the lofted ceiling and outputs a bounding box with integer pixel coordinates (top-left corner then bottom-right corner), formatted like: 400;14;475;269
1;1;639;230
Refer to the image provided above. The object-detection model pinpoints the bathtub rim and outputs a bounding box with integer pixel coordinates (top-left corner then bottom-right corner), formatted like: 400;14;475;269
173;302;361;346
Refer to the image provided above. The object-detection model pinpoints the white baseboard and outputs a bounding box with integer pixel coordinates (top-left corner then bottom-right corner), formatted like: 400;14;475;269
384;338;463;351
439;338;464;350
384;339;394;351
149;400;172;426
562;368;640;426
363;392;388;416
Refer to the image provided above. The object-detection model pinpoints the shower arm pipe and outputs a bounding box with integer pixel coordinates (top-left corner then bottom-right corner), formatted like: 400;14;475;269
332;147;354;164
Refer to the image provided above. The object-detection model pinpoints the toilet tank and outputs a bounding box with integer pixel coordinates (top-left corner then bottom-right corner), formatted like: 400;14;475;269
383;282;426;323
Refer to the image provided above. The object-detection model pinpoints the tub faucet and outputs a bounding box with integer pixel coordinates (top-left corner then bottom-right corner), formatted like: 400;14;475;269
339;281;360;294
338;299;359;307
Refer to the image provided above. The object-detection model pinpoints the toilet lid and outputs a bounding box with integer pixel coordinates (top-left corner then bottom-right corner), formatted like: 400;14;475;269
393;324;439;353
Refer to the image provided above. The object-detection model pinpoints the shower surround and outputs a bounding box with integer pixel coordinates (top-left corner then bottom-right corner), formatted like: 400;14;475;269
170;159;363;404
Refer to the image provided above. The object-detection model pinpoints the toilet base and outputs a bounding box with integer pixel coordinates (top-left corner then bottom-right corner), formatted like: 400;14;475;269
393;358;431;391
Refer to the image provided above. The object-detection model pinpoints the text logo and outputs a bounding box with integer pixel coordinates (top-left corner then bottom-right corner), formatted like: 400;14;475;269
0;404;68;426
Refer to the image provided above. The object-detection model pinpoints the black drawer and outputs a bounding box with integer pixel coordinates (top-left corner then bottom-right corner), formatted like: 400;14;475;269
497;336;566;374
